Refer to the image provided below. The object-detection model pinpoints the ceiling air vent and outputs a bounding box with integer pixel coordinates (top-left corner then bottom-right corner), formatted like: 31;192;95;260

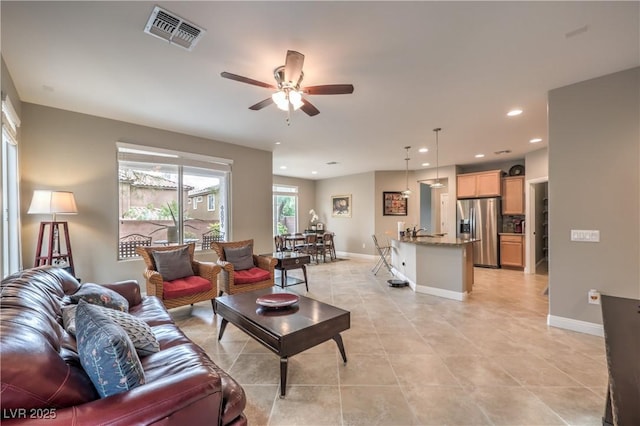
144;6;205;51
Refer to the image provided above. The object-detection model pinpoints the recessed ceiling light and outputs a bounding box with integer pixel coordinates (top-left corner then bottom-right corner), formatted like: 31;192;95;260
279;165;287;170
530;138;543;143
418;148;428;153
475;154;485;158
507;109;523;117
311;171;318;175
421;162;430;167
494;149;512;155
275;141;281;145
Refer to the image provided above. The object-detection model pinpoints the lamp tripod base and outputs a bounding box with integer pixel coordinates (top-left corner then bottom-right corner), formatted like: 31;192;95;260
387;279;408;288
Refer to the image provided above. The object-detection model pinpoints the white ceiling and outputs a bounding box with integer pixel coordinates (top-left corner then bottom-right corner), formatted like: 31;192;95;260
2;1;638;179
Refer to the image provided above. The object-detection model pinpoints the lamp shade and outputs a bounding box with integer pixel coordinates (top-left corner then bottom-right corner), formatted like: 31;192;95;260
28;190;78;216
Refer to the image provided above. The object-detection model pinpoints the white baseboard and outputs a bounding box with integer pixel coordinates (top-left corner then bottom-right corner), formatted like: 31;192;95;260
338;251;376;261
414;285;468;301
547;315;604;337
391;269;467;301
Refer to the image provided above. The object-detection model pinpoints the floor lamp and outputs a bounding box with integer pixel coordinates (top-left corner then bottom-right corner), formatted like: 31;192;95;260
28;190;78;276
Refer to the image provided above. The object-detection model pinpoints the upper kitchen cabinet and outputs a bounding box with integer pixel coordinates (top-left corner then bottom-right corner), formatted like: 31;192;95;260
456;170;502;199
502;176;525;215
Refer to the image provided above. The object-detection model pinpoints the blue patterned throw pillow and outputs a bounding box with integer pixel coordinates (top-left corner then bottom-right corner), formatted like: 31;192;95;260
69;283;129;312
76;300;145;398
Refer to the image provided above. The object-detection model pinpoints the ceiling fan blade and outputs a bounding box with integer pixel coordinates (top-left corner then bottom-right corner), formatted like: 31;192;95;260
249;98;274;111
221;71;275;89
284;50;305;84
300;98;320;116
303;84;355;95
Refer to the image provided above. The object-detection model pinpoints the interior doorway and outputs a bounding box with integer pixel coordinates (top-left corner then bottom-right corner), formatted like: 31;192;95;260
526;178;549;276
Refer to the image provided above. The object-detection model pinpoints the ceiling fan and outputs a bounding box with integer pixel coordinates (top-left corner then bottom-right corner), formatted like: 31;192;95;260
221;50;354;117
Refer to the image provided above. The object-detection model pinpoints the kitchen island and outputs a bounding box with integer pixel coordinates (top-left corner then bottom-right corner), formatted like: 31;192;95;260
391;236;477;301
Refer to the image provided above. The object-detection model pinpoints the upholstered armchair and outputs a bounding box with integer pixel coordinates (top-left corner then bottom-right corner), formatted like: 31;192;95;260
136;243;220;311
210;239;277;297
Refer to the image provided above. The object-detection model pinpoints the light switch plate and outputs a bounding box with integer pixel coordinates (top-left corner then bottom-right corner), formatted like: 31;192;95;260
571;230;600;242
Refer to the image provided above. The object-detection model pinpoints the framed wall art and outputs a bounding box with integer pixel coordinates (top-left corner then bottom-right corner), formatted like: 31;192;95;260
331;194;352;218
383;191;408;216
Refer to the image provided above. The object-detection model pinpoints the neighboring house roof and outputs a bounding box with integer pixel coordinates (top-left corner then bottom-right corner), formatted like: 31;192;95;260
119;170;193;191
188;186;219;197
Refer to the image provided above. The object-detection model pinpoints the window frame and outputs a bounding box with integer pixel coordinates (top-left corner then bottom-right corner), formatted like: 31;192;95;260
117;142;232;259
273;184;299;236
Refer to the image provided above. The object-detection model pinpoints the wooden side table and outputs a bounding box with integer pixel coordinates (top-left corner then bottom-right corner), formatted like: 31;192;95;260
261;252;310;291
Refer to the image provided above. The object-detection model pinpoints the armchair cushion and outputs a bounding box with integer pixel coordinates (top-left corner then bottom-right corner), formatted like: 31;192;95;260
68;282;129;312
151;245;194;281
224;244;254;271
76;300;146;398
163;275;213;299
234;267;271;284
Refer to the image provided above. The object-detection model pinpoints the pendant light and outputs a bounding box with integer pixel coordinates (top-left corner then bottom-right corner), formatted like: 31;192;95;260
431;128;446;188
402;146;411;198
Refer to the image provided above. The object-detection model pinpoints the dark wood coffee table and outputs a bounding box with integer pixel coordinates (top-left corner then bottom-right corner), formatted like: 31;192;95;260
215;288;350;397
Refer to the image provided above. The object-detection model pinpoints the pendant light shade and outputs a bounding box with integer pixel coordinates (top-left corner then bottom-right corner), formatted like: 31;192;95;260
431;128;446;188
402;146;411;198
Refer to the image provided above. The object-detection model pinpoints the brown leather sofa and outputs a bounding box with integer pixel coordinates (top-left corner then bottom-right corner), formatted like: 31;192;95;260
1;266;247;425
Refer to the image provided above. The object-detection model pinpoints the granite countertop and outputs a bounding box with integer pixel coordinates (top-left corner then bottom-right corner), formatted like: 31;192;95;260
499;232;525;236
395;236;479;246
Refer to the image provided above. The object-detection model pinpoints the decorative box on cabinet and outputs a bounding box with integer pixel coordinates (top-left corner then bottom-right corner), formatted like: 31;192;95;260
456;170;502;199
502;176;525;215
500;234;524;268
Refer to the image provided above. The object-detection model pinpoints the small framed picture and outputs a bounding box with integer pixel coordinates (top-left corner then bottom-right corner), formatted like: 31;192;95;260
383;191;408;216
331;194;352;218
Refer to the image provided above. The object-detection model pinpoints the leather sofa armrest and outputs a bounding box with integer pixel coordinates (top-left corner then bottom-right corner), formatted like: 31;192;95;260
13;367;224;426
99;280;143;307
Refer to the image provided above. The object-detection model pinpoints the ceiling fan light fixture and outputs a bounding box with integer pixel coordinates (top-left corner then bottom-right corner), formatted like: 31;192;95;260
272;91;288;111
289;90;303;110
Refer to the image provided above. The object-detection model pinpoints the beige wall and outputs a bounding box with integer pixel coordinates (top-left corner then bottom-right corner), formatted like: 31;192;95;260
1;57;21;119
548;67;640;326
525;147;548;181
20;103;273;283
316;172;375;255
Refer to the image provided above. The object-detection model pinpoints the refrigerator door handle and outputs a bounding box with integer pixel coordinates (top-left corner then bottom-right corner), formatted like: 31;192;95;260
470;207;475;239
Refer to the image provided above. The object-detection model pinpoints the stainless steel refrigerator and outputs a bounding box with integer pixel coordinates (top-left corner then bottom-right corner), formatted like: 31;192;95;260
457;197;501;268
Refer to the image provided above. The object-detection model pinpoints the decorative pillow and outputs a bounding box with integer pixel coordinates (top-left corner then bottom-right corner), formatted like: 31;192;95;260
224;245;254;271
63;304;159;357
151;246;194;282
75;300;145;398
68;283;129;312
62;304;78;334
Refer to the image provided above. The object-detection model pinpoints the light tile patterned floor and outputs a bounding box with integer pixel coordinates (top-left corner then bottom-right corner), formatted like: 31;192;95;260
172;258;607;426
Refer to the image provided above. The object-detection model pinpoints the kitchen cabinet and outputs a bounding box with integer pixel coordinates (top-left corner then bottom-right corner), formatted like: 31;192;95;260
456;170;502;199
500;234;524;268
502;176;525;215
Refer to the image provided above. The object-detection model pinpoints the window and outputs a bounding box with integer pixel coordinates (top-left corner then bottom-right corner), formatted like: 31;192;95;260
273;184;298;235
117;143;231;259
1;96;22;277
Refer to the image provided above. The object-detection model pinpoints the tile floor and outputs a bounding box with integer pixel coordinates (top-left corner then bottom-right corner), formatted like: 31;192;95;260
171;258;607;426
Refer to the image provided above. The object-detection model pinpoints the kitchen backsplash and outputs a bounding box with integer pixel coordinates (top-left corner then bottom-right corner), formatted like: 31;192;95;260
503;215;525;233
